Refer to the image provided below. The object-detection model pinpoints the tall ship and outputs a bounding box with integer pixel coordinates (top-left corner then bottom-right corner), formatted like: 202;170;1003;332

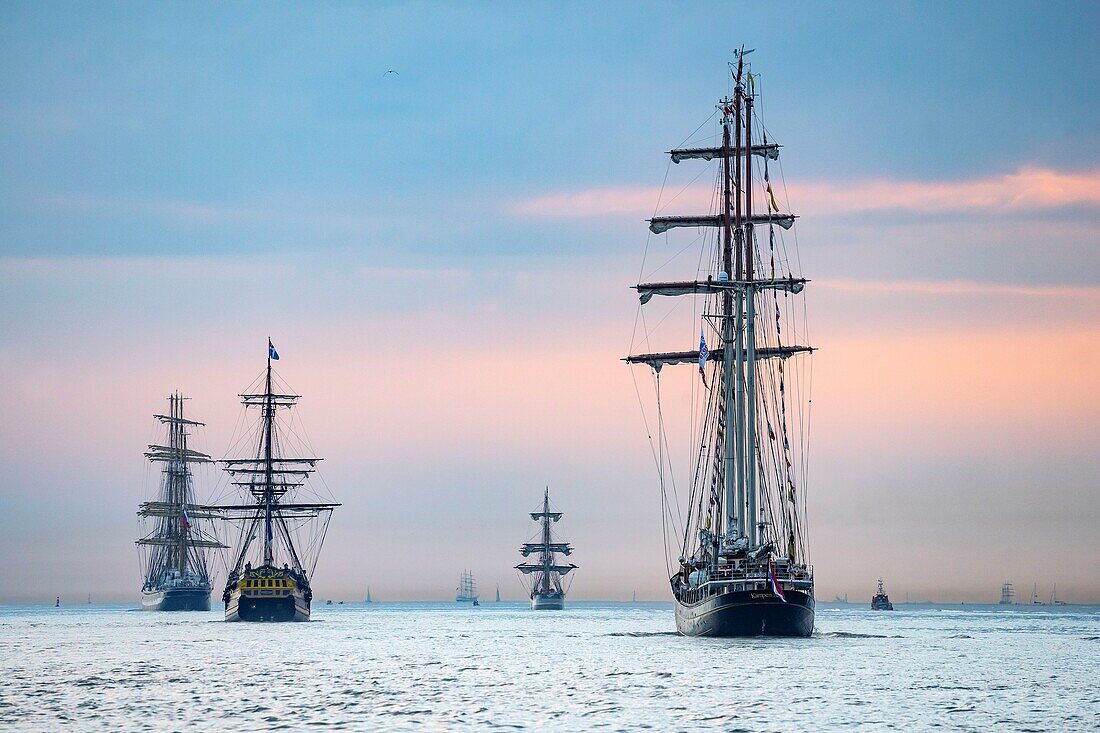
624;50;815;636
136;393;226;611
514;488;578;610
871;579;894;610
456;570;478;603
211;341;339;621
1000;582;1014;605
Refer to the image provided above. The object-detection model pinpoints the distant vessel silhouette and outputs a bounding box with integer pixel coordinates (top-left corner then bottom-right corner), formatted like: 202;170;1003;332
456;570;478;603
871;579;894;611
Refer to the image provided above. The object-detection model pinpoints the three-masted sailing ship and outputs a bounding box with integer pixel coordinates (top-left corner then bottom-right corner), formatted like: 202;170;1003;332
514;488;577;610
456;570;478;603
625;51;815;636
212;341;339;622
136;393;226;611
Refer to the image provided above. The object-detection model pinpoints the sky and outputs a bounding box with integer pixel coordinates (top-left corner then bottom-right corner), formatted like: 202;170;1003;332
0;1;1097;604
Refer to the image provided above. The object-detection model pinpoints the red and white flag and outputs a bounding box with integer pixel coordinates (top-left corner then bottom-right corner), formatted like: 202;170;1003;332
768;561;788;603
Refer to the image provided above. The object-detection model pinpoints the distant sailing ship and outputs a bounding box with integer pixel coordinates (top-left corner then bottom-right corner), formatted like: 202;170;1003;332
365;587;373;603
1000;582;1014;605
625;50;814;636
211;341;339;622
871;579;894;610
515;488;578;610
495;585;501;603
136;393;225;611
456;570;478;603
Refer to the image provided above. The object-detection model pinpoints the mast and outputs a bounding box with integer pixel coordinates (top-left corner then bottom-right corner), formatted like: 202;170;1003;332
262;345;275;566
174;394;188;575
541;487;552;593
743;89;759;547
137;393;223;587
211;341;339;584
730;54;747;544
515;488;577;593
624;53;813;574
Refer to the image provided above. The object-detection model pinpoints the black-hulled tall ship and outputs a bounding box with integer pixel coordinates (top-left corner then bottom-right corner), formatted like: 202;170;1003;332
212;342;339;622
625;50;815;636
515;488;578;610
871;579;894;610
136;393;226;611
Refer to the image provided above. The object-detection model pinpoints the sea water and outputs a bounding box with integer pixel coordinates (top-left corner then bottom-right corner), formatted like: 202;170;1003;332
1;602;1096;731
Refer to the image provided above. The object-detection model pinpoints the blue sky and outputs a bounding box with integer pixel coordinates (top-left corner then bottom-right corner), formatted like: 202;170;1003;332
1;2;1097;603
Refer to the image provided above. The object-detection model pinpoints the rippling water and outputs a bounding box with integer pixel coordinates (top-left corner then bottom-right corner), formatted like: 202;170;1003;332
2;601;1097;730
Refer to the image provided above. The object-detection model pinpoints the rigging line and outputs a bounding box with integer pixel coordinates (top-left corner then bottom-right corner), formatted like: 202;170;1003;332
637;157;673;283
644;229;708;279
675;108;720;150
656;376;684;543
654;158;715;216
654;369;672;578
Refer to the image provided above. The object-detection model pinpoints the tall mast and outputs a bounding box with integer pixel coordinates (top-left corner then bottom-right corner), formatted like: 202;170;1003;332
263;342;275;565
175;393;188;575
541;487;552;593
743;91;759;547
730;54;747;543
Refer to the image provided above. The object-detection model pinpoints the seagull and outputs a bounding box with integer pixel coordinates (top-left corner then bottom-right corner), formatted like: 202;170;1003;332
383;69;399;77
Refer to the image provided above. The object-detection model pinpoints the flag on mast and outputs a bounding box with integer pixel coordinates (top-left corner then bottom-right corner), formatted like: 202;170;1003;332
181;505;192;530
698;331;709;387
268;339;280;361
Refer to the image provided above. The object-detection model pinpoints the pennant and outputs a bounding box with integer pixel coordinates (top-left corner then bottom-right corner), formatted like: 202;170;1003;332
766;183;780;213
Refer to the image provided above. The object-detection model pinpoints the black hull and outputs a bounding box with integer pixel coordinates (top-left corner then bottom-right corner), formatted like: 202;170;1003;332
225;591;309;622
675;588;814;637
141;587;211;612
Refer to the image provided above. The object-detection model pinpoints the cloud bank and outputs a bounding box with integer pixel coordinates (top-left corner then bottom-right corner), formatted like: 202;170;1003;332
514;166;1100;218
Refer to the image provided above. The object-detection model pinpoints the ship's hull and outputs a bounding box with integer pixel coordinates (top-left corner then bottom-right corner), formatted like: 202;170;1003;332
225;587;309;622
224;565;311;622
674;587;814;637
531;593;565;610
141;587;211;612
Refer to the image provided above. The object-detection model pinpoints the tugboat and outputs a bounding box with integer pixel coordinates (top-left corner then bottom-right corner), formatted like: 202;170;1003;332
514;488;578;610
871;579;894;610
212;341;339;622
624;49;815;636
136;393;225;611
456;570;479;603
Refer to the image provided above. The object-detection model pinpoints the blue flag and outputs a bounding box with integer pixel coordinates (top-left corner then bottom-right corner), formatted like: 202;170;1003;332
698;330;709;387
268;339;280;361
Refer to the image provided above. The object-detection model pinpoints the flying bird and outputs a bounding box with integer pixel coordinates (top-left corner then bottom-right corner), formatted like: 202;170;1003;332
383;69;399;77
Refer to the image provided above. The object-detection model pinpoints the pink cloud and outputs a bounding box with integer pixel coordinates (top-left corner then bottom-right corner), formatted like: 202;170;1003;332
513;166;1100;218
816;278;1100;300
